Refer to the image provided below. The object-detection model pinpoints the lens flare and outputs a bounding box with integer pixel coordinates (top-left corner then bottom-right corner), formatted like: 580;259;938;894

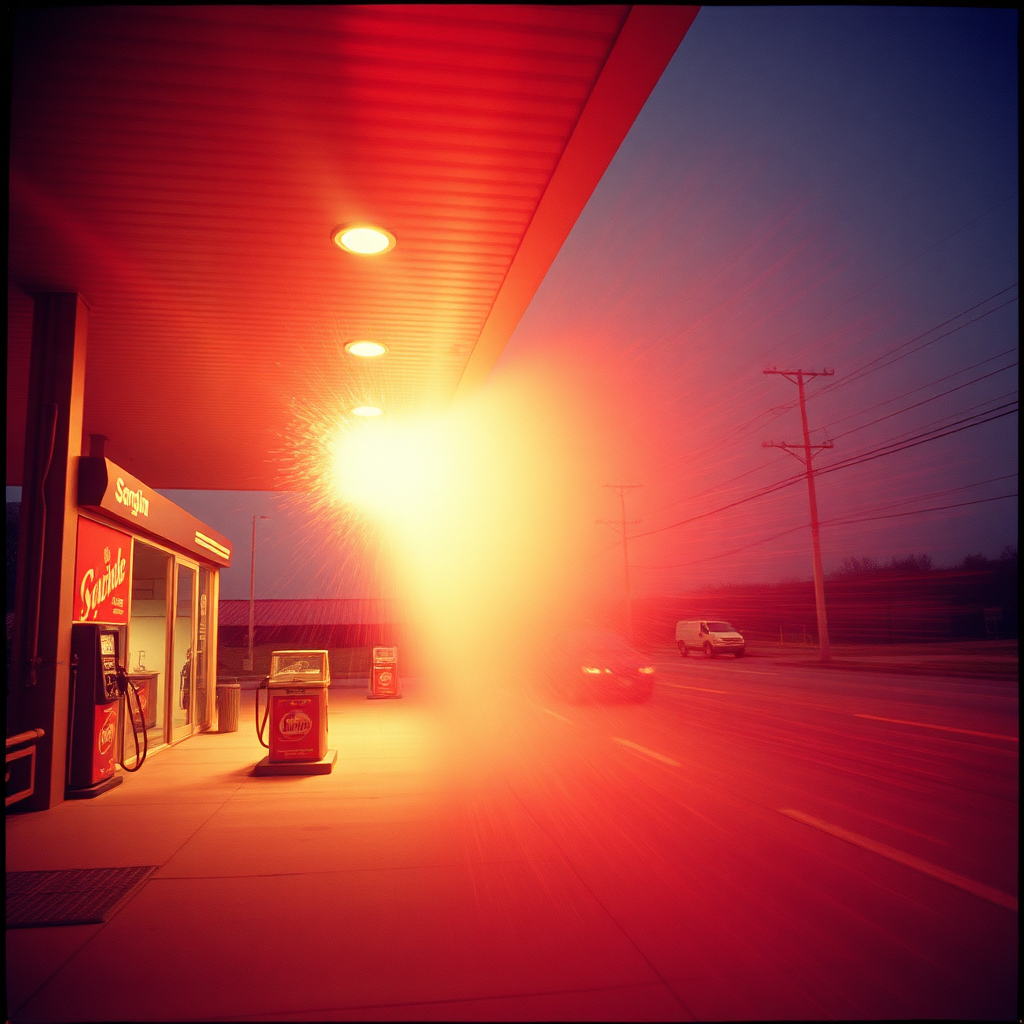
279;344;670;709
328;414;456;524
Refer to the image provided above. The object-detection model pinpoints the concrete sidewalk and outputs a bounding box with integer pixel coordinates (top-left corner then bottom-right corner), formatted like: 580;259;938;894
6;684;688;1022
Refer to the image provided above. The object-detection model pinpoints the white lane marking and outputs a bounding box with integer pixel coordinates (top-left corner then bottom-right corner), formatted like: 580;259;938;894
536;706;572;724
854;713;1018;743
612;737;681;767
779;808;1018;913
853;808;949;846
660;682;730;694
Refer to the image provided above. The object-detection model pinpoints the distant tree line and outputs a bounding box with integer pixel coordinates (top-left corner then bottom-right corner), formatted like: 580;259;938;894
631;546;1018;645
828;547;1016;580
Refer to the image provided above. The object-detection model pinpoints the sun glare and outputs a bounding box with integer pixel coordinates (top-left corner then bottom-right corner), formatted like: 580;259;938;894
299;360;641;706
329;414;454;523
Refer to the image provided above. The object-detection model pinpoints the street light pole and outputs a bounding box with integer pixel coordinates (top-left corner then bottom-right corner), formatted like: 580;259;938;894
246;515;269;672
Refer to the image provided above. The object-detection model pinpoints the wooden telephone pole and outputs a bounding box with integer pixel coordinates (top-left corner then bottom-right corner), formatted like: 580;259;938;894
597;484;641;638
763;368;833;663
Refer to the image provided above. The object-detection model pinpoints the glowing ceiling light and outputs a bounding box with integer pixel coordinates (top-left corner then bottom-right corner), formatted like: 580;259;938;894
333;225;396;255
351;406;384;417
345;341;388;358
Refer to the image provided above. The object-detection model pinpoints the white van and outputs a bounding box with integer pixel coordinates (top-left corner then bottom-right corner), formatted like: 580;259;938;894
675;620;745;658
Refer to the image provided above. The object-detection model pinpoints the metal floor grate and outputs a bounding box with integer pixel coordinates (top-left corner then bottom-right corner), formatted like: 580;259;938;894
6;866;156;928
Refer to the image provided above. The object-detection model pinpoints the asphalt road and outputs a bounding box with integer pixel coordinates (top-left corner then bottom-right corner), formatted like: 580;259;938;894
479;652;1019;1020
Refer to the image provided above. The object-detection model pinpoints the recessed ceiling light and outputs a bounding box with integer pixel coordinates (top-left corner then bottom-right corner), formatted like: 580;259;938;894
345;341;388;358
333;225;396;255
351;406;384;417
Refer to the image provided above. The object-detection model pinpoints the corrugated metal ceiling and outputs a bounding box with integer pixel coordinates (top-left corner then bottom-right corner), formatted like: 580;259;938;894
8;5;697;489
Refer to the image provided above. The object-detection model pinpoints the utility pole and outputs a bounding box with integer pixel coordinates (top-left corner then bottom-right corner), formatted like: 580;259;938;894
246;514;270;672
763;368;833;663
597;485;641;638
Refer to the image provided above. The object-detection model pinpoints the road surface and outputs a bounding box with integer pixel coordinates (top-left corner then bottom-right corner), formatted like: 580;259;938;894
479;650;1019;1019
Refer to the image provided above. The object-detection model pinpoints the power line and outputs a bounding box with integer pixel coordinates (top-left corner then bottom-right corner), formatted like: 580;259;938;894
660;287;1017;480
648;348;1017;523
817;401;1018;479
630;468;806;541
634;476;1018;571
829;372;1017;442
634;523;808;572
826;472;1018;517
836;390;1018;454
629;402;1017;543
819;345;1018;432
644;451;791;521
633;492;1017;574
811;284;1018;401
824;492;1017;527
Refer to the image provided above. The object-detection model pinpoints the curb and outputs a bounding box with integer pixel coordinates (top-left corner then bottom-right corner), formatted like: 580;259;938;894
768;658;1018;682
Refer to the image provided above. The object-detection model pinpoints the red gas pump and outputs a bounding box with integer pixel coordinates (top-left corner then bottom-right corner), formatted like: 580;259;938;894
254;650;336;776
67;624;149;799
67;624;125;798
368;646;401;699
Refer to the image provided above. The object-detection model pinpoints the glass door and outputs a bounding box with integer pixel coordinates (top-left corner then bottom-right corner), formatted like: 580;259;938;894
194;567;213;729
170;562;197;741
127;540;171;752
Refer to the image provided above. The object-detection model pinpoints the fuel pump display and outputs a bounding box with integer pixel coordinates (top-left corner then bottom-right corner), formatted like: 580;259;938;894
253;650;337;776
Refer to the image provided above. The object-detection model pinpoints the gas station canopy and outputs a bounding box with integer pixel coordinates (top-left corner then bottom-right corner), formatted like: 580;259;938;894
8;5;697;490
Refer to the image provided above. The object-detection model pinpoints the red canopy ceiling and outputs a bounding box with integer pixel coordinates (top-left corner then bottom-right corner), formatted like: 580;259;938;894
8;5;698;489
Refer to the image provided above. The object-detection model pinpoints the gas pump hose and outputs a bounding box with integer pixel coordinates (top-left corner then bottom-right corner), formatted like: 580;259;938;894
255;677;271;749
117;669;149;772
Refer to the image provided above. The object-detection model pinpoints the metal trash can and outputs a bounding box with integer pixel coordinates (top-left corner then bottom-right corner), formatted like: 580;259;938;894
217;682;241;733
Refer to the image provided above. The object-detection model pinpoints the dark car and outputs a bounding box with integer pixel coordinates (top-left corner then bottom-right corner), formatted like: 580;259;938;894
545;629;656;703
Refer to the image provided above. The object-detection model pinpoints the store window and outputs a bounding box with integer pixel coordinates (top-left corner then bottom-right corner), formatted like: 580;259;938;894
127;540;170;749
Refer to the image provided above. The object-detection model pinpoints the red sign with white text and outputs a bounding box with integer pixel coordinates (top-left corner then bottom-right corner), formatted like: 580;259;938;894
74;517;132;624
92;704;119;783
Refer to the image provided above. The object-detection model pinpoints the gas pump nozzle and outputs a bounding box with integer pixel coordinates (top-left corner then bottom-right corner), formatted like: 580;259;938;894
117;664;149;772
255;675;271;749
